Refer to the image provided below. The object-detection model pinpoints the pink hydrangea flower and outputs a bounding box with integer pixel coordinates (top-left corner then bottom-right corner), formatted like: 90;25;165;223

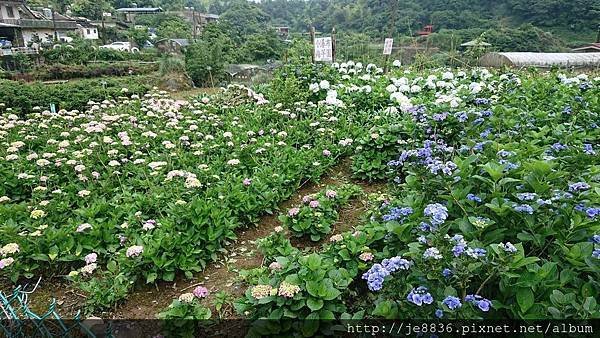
322;149;331;156
309;200;320;208
288;207;300;217
243;178;252;186
84;253;97;264
359;252;374;262
325;190;337;198
193;286;209;298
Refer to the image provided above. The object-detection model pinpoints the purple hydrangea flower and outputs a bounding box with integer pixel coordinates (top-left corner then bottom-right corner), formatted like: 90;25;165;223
517;193;537;201
591;235;600;244
586;208;600;219
442;268;453;278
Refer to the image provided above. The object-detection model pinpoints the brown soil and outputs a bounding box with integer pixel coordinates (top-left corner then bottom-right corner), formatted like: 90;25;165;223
2;159;387;320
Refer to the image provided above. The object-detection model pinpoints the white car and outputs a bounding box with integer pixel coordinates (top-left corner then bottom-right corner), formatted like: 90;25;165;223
99;41;139;52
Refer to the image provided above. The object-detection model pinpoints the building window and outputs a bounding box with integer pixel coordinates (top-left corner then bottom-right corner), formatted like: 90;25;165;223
6;6;15;18
87;29;91;35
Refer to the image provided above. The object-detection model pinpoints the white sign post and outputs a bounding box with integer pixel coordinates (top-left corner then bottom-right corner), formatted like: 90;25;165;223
314;37;333;62
383;38;394;55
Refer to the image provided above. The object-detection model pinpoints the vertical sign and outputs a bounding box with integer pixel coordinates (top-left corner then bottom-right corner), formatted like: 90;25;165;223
314;37;333;62
383;38;394;55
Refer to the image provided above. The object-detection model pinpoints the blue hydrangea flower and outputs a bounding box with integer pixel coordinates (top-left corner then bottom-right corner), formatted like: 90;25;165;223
432;112;448;121
381;256;411;273
442;296;462;310
551;142;568;152
419;221;438;232
435;309;444;318
517;193;537;201
583;144;595;155
407;287;434;306
591;235;600;244
586;208;600;219
382;207;414;222
499;242;518;253
474;98;490;105
424;203;448;226
466;247;487;258
481;110;493;117
467;194;482;203
455;112;468;122
361;264;389;291
442;268;453;278
593;249;600;259
423;247;443;260
569;182;590;192
514;204;534;214
465;294;492;312
452;244;466;257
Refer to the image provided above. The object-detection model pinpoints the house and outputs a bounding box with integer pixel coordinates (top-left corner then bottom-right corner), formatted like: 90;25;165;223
275;26;289;38
572;43;600;53
156;38;189;54
0;1;98;47
76;18;99;40
172;9;218;36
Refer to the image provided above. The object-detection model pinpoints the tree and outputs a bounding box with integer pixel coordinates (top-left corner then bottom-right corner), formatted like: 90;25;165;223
185;40;225;87
71;0;109;20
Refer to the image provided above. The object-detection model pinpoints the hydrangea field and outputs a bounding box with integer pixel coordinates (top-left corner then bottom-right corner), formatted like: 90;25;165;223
1;61;599;334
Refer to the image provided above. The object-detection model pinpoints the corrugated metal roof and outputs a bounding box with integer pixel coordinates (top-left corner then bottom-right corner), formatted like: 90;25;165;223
116;8;163;13
480;52;600;68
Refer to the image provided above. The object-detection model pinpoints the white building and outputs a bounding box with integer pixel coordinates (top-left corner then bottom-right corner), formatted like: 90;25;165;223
0;1;98;47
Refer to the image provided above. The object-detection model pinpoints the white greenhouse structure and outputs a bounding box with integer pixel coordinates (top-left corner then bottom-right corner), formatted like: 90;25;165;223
479;52;600;68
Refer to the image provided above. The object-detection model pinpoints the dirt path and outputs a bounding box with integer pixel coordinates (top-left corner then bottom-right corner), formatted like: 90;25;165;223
5;160;386;320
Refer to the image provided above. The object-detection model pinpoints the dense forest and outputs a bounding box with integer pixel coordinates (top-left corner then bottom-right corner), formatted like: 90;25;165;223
27;0;600;50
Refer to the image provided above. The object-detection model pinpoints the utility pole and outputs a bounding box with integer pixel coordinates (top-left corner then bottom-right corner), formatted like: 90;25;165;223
51;7;58;42
192;7;197;40
596;24;600;43
310;26;316;63
101;14;106;45
332;27;336;63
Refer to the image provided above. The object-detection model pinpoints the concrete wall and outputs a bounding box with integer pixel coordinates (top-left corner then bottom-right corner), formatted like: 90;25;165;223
0;3;21;20
80;27;99;40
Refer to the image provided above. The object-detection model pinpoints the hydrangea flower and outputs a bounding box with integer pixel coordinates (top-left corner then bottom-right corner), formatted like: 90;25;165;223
84;253;97;264
278;281;301;298
423;247;443;260
442;268;453;278
452;243;466;257
514;204;534;214
569;182;590;192
424;203;448;226
499;242;518;253
585;208;600;219
407;287;434;306
251;285;273;299
381;256;411;272
593;249;600;259
442;296;462;310
382;207;413;222
288;208;300;217
309;200;320;208
591;235;600;244
583;144;595;155
126;245;143;258
467;194;482;203
362;263;389;291
517;193;537;201
193;286;209;298
465;294;492;312
435;309;444;318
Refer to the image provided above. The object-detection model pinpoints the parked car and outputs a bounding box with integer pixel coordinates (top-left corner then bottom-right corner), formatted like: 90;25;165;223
99;41;139;53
